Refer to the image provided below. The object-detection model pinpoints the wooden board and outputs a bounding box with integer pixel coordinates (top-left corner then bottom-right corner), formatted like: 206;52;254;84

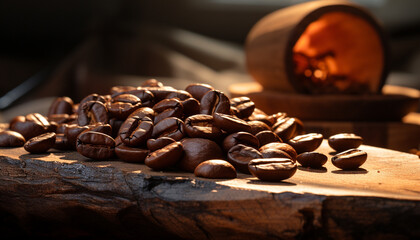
1;141;420;239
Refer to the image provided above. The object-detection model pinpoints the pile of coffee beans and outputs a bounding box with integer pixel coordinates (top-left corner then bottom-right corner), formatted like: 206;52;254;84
0;79;368;181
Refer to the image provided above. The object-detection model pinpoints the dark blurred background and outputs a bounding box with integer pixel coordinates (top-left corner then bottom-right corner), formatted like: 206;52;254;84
1;0;420;121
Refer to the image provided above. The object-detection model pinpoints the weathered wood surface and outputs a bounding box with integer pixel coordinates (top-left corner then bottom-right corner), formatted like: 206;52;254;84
1;141;420;239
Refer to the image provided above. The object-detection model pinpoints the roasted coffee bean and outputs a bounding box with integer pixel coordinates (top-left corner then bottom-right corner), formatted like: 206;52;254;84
153;98;183;124
200;90;231;115
115;144;149;163
294;118;305;136
112;89;155;108
141;78;163;88
269;112;288;122
273;117;297;141
78;94;107;109
213;113;251;133
107;94;142;120
165;90;193;100
185;83;214;101
143;86;178;102
328;133;363;152
260;148;292;159
147;137;176;152
222;132;259;152
178;138;224;172
248;158;297;182
247;120;271;135
230;96;255;119
331;149;367;170
47;96;74;116
119;116;153;147
89;123;113;136
288;133;323;154
248;108;275;126
227;144;263;173
65;124;90;147
10;113;50;140
24;132;56;153
259;142;297;161
181;98;200;117
145;142;183;170
76;131;115;160
152;117;185;141
9;116;26;130
77;101;109;126
128;107;155;121
184;114;223;140
54;133;73;150
255;130;282;147
194;160;237;179
0;130;26;147
296;152;328;168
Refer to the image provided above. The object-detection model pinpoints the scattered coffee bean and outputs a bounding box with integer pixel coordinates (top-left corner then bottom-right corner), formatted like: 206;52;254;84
10;113;51;140
145;141;183;170
213;113;251;133
119;116;153;147
248;158;297;182
178;138;224;172
331;148;367;170
194;160;237;179
184;114;223;140
200;90;231;115
77;101;109;126
185;83;214;101
24;132;56;153
328;133;363;152
222;132;259;152
272;117;297;141
259;142;297;161
288;133;323;154
152;117;186;141
296;152;328;168
227;144;263;173
115;145;149;163
47;96;74;116
0;130;26;147
76;131;115;160
153;98;184;124
147;137;176;152
230;96;255;119
107;94;142;120
255;130;282;147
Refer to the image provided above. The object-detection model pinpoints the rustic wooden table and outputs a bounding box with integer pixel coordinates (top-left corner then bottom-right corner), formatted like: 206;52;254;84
1;140;419;239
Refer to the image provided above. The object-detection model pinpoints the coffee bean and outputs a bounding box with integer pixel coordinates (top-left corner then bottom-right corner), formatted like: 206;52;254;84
230;96;255;119
296;152;328;168
145;142;183;170
152;117;186;141
222;132;259;152
248;158;297;182
0;130;26;147
272;117;297;141
24;132;56;153
141;78;163;88
115;144;149;163
127;107;155;121
10;113;50;140
200;90;230;115
260;148;292;159
78;94;107;109
331;148;367;170
288;133;323;154
178;138;224;172
185;83;214;101
109;118;124;138
248;108;275;126
119;116;153;147
107;94;142;120
153;98;183;124
259;142;297;161
76;131;115;160
181;98;200;117
142;86;178;102
112;89;155;108
255;130;282;147
77;101;109;126
213;113;251;133
65;124;90;147
48;96;74;116
147;137;176;152
227;144;263;173
184;114;223;140
194;160;237;179
165;90;193;100
328;133;363;152
247;120;271;135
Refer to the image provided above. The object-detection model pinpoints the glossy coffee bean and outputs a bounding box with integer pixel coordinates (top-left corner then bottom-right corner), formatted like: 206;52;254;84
259;142;297;161
200;90;231;115
0;130;26;147
248;158;297;182
152;98;183;124
259;148;292;159
127;107;155;121
76;131;115;160
142;86;178;102
110;86;137;95
119;116;153;147
247;120;271;135
222;132;259;152
331;149;367;170
112;89;155;108
181;98;200;117
145;142;183;170
147;137;176;152
296;152;328;168
194;160;237;179
141;78;163;88
65;124;90;147
77;101;109;126
107;94;142;120
213;113;251;133
185;83;214;101
115;144;149;163
255;130;282;147
272;117;297;141
328;133;363;152
152;117;186;141
230;96;255;119
10;113;50;140
178;138;224;173
247;108;275;126
227;144;263;174
24;132;56;153
288;133;323;154
184;114;223;140
78;94;107;110
47;96;74;116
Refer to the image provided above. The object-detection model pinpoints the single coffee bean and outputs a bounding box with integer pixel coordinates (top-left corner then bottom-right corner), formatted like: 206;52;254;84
119;116;153;147
247;108;275;126
9;115;26;130
247;120;271;135
10;113;50;140
288;133;323;154
259;142;297;161
227;144;263;174
230;96;255;119
106;94;142;120
48;96;74;116
248;158;297;182
78;94;107;110
181;98;200;117
147;137;176;152
213;113;251;133
141;78;164;88
222;132;259;152
331;148;367;170
77;100;109;126
255;130;282;147
112;89;155;108
152;98;183;124
296;152;328;168
194;160;237;179
184;114;223;140
178;138;224;173
328;133;363;152
272;117;297;141
185;83;214;101
152;117;186;141
127;107;155;121
260;148;292;159
200;90;231;115
0;130;26;147
115;144;149;163
165;90;193;100
24;132;56;153
65;124;90;147
145;142;183;170
76;131;115;160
